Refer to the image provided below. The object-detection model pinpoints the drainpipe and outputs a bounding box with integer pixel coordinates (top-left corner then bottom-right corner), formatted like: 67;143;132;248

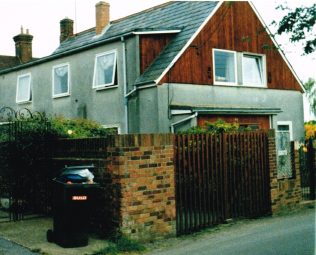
121;36;128;134
170;112;198;133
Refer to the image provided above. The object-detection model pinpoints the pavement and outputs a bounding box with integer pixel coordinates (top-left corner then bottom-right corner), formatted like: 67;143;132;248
146;203;316;255
0;238;38;255
0;202;315;255
0;217;108;255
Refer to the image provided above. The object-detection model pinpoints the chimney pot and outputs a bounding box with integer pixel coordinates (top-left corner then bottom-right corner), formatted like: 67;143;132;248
60;18;74;43
95;1;110;35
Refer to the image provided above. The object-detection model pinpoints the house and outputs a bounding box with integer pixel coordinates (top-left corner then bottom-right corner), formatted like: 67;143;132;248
0;1;305;141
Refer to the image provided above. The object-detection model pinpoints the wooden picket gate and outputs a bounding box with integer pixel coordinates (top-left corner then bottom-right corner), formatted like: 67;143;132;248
174;131;271;235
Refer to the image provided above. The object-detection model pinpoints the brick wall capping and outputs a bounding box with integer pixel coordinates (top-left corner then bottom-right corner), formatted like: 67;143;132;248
107;134;174;148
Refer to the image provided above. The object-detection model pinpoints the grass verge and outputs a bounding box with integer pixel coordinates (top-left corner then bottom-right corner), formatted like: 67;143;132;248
92;236;146;255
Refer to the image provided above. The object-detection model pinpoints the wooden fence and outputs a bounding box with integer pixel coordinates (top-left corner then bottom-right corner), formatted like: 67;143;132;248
174;131;271;235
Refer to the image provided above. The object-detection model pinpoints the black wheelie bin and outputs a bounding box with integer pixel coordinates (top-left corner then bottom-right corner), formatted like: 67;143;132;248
47;165;99;248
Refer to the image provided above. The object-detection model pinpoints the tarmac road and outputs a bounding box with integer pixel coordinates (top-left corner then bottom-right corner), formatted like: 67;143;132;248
0;238;39;255
148;207;316;255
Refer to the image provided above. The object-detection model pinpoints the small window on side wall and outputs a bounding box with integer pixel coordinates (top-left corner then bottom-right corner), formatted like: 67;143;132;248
53;63;70;98
93;50;117;89
242;54;265;86
16;73;31;103
213;49;237;85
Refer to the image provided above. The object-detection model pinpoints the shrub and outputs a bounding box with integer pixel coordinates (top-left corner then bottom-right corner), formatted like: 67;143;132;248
304;121;316;139
178;119;250;134
50;116;115;138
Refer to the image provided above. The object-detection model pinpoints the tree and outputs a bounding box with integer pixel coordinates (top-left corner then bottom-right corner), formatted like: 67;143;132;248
304;78;316;116
274;3;316;54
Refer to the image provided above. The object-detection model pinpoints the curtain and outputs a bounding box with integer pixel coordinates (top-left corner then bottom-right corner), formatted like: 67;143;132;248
54;65;68;95
215;51;236;83
242;56;263;85
17;75;31;102
96;52;115;86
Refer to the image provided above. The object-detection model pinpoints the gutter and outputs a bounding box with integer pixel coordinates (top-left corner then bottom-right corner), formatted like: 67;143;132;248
125;83;157;98
170;112;198;133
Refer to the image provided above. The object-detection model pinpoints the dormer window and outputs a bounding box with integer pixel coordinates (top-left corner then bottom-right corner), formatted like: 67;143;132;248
53;63;70;98
93;50;117;89
16;73;31;103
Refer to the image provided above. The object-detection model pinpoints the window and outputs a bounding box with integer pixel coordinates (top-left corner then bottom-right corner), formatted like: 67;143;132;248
213;49;266;87
277;121;293;141
242;54;264;86
16;73;31;103
53;63;70;97
239;123;260;131
276;121;293;178
93;50;117;88
102;124;121;134
213;49;237;85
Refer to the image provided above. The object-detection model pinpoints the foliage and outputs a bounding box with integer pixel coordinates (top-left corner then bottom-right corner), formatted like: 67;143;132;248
178;119;251;134
0;115;115;213
274;3;316;54
305;121;316;139
92;236;146;255
304;78;316;116
50;116;116;138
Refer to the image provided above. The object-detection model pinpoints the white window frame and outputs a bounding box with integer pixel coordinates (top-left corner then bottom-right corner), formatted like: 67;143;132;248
212;49;238;86
52;63;70;98
16;73;32;103
102;124;121;134
92;50;117;89
241;52;267;87
276;121;293;141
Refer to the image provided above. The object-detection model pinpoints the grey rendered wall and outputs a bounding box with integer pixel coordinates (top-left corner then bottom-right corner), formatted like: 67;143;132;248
154;83;304;140
0;38;140;134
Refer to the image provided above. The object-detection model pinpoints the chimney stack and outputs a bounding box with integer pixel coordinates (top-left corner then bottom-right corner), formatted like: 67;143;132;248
13;26;33;63
60;18;74;43
95;1;110;35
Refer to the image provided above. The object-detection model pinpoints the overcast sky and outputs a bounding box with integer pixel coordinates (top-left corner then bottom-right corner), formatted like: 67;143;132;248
0;0;315;120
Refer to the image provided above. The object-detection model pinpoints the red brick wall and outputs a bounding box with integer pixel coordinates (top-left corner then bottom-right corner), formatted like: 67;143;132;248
268;130;301;213
106;134;176;241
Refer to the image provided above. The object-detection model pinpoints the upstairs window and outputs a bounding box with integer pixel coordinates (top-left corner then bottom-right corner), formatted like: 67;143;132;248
93;50;117;89
16;73;31;103
213;49;237;85
213;49;266;87
242;54;264;86
53;63;70;97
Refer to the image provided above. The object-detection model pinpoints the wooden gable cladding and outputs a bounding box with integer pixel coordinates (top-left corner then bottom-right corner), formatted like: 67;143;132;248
139;34;172;74
160;2;303;92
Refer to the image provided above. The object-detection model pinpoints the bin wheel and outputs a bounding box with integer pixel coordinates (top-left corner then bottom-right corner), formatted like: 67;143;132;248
47;229;54;242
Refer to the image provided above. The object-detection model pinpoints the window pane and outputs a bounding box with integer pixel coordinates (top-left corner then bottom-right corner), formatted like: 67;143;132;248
276;130;293;178
54;65;69;95
95;52;116;86
277;125;290;131
214;50;236;83
17;75;31;102
242;55;263;86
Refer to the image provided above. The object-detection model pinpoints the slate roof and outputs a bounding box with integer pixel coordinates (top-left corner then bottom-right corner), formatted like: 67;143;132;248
0;56;21;70
54;1;219;85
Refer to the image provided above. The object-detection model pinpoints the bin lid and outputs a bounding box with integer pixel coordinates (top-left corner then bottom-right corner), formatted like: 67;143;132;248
57;165;95;184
